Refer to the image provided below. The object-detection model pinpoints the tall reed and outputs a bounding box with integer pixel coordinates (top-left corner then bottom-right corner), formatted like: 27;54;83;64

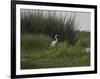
21;9;79;45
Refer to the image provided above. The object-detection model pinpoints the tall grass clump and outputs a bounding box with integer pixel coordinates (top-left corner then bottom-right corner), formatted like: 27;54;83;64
21;34;52;51
21;9;79;45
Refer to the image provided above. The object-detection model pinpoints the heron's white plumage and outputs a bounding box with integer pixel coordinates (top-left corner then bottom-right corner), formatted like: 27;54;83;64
49;40;57;48
49;34;58;48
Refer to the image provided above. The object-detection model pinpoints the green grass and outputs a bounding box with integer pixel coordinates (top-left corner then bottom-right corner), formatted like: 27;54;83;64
77;31;90;47
21;34;90;69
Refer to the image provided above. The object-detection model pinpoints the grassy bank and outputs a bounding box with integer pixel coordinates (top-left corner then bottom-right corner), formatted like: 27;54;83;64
21;34;90;69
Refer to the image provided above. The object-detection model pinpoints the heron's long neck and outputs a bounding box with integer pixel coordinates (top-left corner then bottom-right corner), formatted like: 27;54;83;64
55;37;58;41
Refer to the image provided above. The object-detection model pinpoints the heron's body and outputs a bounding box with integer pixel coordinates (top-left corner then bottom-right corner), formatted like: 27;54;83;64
49;34;58;48
49;40;58;48
85;47;90;52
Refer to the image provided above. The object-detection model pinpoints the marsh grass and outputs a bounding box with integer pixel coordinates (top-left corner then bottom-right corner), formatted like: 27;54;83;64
21;34;90;69
21;10;79;45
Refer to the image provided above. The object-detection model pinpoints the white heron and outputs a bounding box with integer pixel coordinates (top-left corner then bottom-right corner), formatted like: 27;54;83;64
49;34;58;48
85;47;90;52
82;47;90;53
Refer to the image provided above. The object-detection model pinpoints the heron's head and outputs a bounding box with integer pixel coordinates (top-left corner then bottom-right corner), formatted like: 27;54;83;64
55;34;59;38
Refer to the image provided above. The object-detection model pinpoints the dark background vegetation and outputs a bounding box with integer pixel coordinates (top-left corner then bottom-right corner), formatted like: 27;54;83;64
21;10;79;45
